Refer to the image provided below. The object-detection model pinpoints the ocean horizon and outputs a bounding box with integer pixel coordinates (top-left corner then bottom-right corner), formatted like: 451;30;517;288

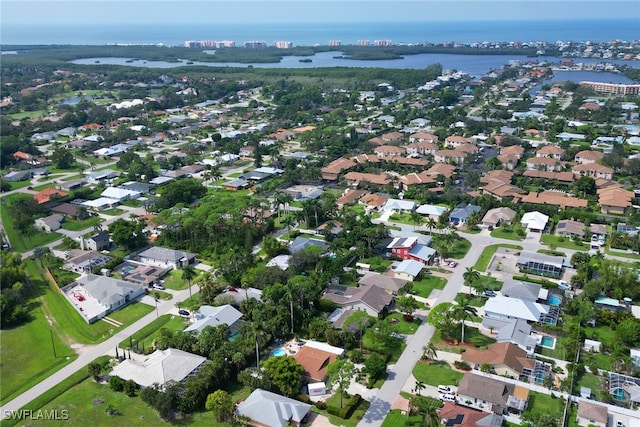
2;19;639;46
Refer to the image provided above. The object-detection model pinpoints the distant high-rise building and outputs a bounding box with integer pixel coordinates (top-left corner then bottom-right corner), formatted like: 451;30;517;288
245;40;267;48
329;40;342;47
374;40;392;47
273;41;293;49
579;81;640;95
357;40;370;46
218;41;236;48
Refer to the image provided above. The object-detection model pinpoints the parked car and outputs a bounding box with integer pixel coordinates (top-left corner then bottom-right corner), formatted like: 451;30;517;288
152;283;165;290
73;293;84;301
439;393;456;402
483;289;497;297
438;385;452;393
448;261;458;268
178;309;190;317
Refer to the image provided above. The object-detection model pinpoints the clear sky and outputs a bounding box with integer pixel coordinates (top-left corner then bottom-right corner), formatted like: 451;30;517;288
2;0;639;25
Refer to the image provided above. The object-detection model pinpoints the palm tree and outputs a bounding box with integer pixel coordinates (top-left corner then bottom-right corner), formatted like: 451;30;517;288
413;380;426;396
426;217;437;235
453;294;477;344
181;264;197;301
283;283;299;334
463;267;480;297
422;342;438;361
410;211;423;230
244;323;268;369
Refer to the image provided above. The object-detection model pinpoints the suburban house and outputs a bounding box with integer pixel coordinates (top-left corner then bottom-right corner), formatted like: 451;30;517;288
321;157;357;181
415;204;448;220
516;251;567;277
360;194;389;213
438;402;503;427
500;279;545;302
598;186;635;214
48;202;88;220
457;373;529;414
374;145;406;157
385;236;436;265
392;259;423;281
405;141;438;155
574;150;604;164
235;388;312;427
383;198;416;212
184;304;243;335
63;250;112;274
294;341;344;382
84;231;110;251
322;284;393;316
110;348;208;388
34;188;68;205
100;187;141;202
34;214;63;232
481;207;516;228
526;157;563;172
556;219;588;239
572;163;614;180
449;204;481;224
576;400;608;427
481;181;526;202
517;191;588;210
482;317;537;355
483;295;550;323
63;274;146;323
358;272;409;293
289;236;329;254
461;342;535;379
137;246;196;269
536;145;565;160
520;211;549;233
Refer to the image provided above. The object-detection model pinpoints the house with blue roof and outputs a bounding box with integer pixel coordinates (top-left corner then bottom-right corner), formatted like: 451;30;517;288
449;204;481;224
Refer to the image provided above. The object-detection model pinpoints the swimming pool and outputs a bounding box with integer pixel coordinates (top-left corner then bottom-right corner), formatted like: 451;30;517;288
271;348;286;357
548;295;562;306
541;336;555;349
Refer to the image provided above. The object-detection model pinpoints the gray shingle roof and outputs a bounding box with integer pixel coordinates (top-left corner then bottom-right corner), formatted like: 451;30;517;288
236;388;311;427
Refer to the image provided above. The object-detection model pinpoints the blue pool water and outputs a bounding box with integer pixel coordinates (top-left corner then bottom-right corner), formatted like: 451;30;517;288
271;349;286;357
541;336;555;348
535;373;545;384
548;295;561;306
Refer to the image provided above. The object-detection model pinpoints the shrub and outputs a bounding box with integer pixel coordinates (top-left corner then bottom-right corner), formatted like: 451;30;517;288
348;349;364;363
454;361;472;371
124;379;138;397
109;375;125;392
315;401;327;410
296;394;311;404
318;299;336;312
326;394;362;419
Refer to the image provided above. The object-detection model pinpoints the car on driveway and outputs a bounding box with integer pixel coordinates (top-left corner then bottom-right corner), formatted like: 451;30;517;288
439;393;456;402
152;283;165;290
178;309;190;317
483;289;497;297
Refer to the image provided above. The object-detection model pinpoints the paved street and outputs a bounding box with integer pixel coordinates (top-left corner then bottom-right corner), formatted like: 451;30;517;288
0;283;199;417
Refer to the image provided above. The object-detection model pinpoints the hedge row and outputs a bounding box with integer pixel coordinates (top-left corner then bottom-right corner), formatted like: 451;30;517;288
326;394;362;419
512;275;558;289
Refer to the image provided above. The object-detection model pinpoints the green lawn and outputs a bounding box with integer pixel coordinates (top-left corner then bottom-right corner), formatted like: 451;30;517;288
0;199;63;252
576;373;605;399
61;216;103;231
540;234;588;251
605;246;640;260
473;244;523;272
359;256;393;273
32;182;57;191
412;360;464;387
160;268;204;291
382;409;423;427
449;237;471;259
7;110;48;119
524;391;564;419
311;393;370;427
119;314;188;349
107;302;154;324
409;275;447;299
101;208;126;216
387;313;422;334
537;249;567;257
7;180;33;190
120;199;142;208
490;227;526;241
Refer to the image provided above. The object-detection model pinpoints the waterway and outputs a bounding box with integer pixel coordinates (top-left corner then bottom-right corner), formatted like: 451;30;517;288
71;51;640;78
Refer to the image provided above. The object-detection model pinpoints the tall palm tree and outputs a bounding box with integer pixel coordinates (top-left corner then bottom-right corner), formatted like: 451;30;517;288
283;283;299;334
453;294;477;344
463;267;480;297
426;217;437;236
244;322;268;369
422;342;438;361
413;380;426;396
181;264;197;301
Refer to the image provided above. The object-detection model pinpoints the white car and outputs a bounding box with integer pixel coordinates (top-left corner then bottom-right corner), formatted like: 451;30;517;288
439;393;456;402
438;385;452;393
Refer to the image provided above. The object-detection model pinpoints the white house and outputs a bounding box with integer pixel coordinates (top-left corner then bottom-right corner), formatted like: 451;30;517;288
483;296;550;322
521;211;549;232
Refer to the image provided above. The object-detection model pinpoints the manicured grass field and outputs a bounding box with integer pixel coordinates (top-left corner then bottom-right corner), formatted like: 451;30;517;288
386;313;422;334
32;182;56;191
119;314;188;349
537;249;567;257
359;256;393;273
61;216;103;231
524;391;564;419
0;195;63;252
382;409;424;427
160;268;204;291
605;246;640;260
7;180;32;191
409;276;447;298
473;244;523;272
101;208;126;216
490;227;525;241
449;237;471;259
412;360;464;387
541;234;588;251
